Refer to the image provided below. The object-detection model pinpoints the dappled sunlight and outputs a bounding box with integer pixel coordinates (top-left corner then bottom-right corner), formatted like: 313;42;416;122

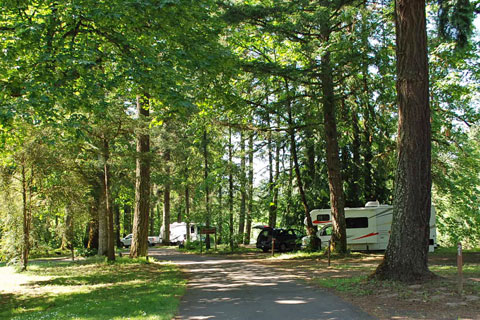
1;264;166;297
0;266;52;295
275;299;309;304
330;274;354;279
151;249;374;320
186;260;297;292
1;259;185;320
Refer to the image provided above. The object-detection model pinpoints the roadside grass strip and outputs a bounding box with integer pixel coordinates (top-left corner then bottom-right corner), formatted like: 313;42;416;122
314;276;372;296
0;257;185;320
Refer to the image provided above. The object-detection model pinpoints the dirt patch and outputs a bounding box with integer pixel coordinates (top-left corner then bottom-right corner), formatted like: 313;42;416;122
255;252;480;320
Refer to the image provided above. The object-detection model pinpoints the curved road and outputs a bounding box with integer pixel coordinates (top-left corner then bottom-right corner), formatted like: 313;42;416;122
150;249;374;320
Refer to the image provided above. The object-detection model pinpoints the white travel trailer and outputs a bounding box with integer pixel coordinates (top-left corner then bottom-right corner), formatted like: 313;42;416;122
160;222;200;244
305;201;437;252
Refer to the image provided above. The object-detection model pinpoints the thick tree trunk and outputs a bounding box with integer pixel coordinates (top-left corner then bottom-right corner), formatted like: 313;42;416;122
245;132;254;245
130;95;151;258
373;0;433;282
238;131;246;240
321;50;347;253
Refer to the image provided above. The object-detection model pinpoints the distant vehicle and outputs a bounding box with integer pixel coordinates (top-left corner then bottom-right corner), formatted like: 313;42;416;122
160;222;200;245
120;234;158;248
255;226;303;252
302;201;437;252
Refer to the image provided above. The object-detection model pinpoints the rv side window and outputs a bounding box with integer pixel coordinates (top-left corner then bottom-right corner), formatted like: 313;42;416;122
191;226;195;234
316;214;330;221
346;217;368;228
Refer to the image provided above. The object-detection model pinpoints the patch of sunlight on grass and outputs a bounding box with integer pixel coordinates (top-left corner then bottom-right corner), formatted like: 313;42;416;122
431;264;480;275
270;251;325;260
270;250;371;261
0;257;185;320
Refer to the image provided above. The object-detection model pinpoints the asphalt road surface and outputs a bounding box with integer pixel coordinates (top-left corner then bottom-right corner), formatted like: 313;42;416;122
150;248;374;320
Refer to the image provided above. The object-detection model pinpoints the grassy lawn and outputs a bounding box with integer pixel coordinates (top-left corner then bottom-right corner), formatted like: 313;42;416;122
0;257;185;320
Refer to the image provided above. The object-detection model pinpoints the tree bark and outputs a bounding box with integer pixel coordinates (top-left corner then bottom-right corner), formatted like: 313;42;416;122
123;204;132;236
267;113;276;228
285;84;317;245
321;49;347;253
103;138;115;261
114;203;122;247
245;132;254;245
98;172;108;256
65;206;74;261
361;56;375;202
130;95;151;258
20;162;30;271
185;186;191;242
228;127;234;251
351;111;362;206
87;202;99;249
203;129;211;250
162;149;171;245
373;0;433;282
304;108;316;207
217;185;223;244
238;131;246;240
273;124;280;226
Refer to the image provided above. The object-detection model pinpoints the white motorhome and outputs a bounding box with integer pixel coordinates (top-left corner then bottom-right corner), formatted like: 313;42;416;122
305;201;437;252
160;222;200;244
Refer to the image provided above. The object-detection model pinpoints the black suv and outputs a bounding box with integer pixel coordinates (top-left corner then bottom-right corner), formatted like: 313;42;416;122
255;226;302;252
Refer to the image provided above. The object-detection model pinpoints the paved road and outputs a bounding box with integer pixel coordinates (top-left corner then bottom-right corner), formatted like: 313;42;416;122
150;249;374;320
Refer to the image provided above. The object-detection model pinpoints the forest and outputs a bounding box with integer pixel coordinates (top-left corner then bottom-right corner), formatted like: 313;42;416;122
1;0;479;277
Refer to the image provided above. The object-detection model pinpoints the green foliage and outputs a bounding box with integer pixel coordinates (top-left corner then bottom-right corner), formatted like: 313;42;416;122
0;258;185;320
437;0;475;48
433;126;480;247
0;0;479;262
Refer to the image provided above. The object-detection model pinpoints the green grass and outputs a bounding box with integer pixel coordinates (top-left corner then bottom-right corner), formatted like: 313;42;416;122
431;264;480;294
314;276;372;295
0;256;185;320
431;246;480;255
271;250;374;261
